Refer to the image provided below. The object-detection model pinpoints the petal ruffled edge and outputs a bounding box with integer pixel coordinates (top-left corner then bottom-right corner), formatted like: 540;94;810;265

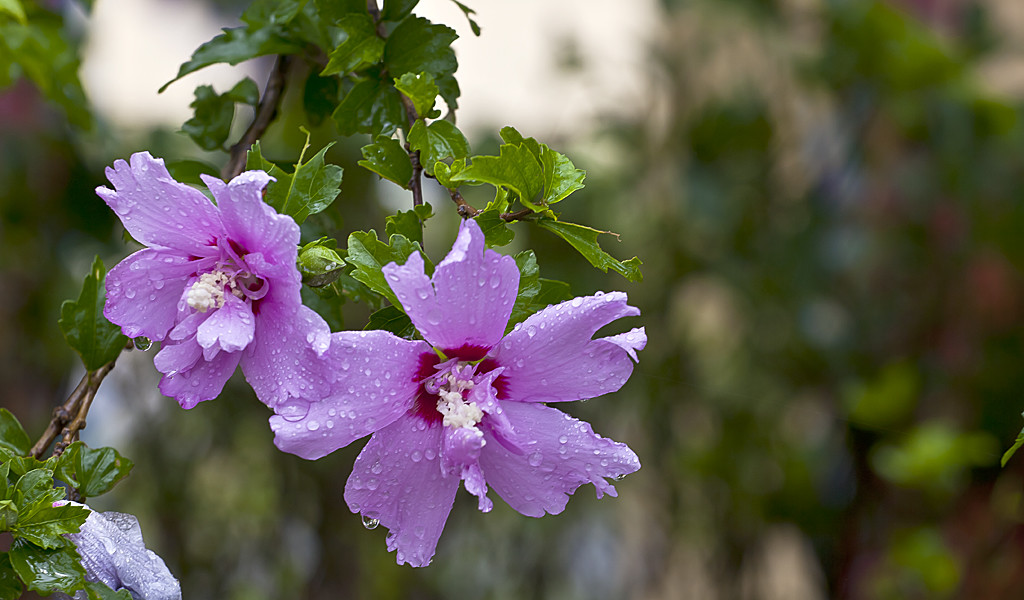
478;402;640;518
98;152;222;253
382;219;519;351
491;292;644;403
344;415;459;567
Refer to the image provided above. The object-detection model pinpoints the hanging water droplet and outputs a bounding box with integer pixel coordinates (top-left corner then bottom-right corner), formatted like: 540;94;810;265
613;473;627;481
133;336;152;351
362;516;380;530
277;399;310;422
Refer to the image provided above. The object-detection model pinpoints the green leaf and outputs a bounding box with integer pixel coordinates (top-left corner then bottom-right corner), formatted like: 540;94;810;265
433;158;465;189
14;469;61;508
13;503;88;549
303;69;340;126
181;85;234;151
358;135;412;188
225;77;260;105
346;231;427;308
314;0;365;22
160;26;303;92
321;14;385;76
384;16;458;79
1003;415;1024;467
0;409;30;457
9;538;86;594
298;238;346;287
332;78;405;136
448;0;481;35
165;159;220;186
394;72;439;118
385;209;426;245
535;220;643;282
407;120;470;176
365;306;416;338
535;278;573;308
0;553;22;600
381;0;419;21
0;0;26;25
249;133;343;224
508;251;540;328
84;580;134;600
453;144;544;211
498;126;585;204
54;442;133;499
59;256;128;371
475;208;515;247
242;0;307;26
5;455;47;478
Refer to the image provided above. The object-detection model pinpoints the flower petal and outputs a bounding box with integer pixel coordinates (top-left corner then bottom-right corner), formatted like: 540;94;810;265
201;172;298;267
158;343;241;409
97;152;222;253
270;331;431;460
344;415;458;567
196;292;255;353
242;303;333;409
479;402;640;518
153;338;202;376
382;219;519;351
490;292;643;403
104;249;191;341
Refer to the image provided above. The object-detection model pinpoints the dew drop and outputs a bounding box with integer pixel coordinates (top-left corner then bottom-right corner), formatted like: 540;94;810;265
528;451;543;467
558;435;568;444
362;516;380;530
371;460;383;475
277;399;310;422
489;274;501;289
427;310;441;326
133;336;152;351
417;288;430;300
613;473;627;481
571;297;583;308
125;289;136;299
411;450;422;463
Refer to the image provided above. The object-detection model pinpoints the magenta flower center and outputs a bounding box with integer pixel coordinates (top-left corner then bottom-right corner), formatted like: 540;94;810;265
424;362;483;430
186;238;268;313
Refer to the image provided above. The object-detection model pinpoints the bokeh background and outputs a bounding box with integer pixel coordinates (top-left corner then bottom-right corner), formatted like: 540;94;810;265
5;0;1024;598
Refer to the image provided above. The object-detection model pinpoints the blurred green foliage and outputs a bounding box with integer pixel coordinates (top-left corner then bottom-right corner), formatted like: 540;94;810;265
5;0;1024;598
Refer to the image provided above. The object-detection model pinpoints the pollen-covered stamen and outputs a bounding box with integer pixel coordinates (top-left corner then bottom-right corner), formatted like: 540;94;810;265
427;363;485;431
186;271;236;312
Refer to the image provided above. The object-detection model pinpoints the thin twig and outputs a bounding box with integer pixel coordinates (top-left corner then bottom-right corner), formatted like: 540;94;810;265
398;94;425;207
446;189;534;222
31;357;119;459
221;55;292;181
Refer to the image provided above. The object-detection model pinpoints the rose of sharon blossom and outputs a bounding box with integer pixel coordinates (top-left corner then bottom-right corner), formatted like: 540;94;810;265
56;503;181;600
99;152;330;409
271;218;645;567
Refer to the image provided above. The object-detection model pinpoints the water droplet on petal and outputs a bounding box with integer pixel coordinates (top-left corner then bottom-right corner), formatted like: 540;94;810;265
489;274;501;289
306;420;320;431
528;452;543;467
133;336;152;351
362;516;380;529
558;435;568;444
277;399;310;422
411;450;422;462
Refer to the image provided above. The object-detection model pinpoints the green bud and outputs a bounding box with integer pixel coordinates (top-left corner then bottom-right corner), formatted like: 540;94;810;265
299;239;346;288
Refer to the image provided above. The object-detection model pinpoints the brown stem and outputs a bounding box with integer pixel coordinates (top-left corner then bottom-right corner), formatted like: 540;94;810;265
221;55;292;181
446;190;534;222
31;357;119;459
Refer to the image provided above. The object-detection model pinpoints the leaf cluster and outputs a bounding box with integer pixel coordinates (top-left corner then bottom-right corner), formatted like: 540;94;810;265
0;410;132;599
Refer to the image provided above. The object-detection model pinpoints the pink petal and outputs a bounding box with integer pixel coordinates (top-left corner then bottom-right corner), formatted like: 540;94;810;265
382;219;519;351
344;415;458;567
270;331;431;460
104;249;192;341
490;292;643;403
201;172;299;266
158;344;241;409
478;402;640;518
242;303;333;409
97;152;222;253
153;338;202;376
196;293;255;353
